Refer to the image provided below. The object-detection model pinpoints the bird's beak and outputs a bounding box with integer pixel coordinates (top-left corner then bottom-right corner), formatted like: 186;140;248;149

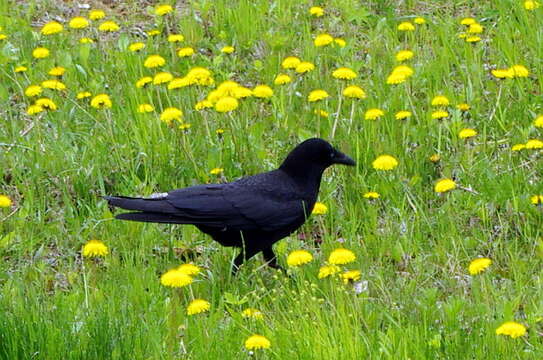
333;151;356;166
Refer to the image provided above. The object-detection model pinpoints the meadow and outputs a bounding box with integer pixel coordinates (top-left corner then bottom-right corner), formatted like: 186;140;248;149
0;0;542;358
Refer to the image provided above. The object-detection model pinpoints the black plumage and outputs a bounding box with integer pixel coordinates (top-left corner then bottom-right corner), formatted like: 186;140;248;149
104;138;355;273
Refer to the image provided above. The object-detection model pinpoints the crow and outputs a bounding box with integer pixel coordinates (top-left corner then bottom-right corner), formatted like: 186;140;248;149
104;138;355;273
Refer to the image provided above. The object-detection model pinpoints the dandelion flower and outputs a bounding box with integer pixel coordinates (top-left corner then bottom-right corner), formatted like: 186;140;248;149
178;123;191;131
318;265;341;279
128;42;145;52
167;34;184;43
341;270;361;284
209;168;223;175
155;4;173;16
386;65;414;84
532;115;543;128
147;29;161;36
153;72;173;85
168;77;191;90
431;110;449;120
177;47;195;57
295;61;315;73
431;95;450;107
160;269;193;287
457;103;471;112
0;195;12;208
160;107;183;124
286;250;313;267
466;36;481;43
242;308;263;319
395;110;412;120
491;69;514;79
136;76;153;88
27;104;44;115
32;47;50;59
41;79;66;91
459;128;477;139
25;85;42;97
468;23;483;34
365;108;385;120
468;258;491;275
429;154;441;163
460;18;476;26
511;144;526;151
434;178;456;193
48;66;66;76
187;299;210;315
98;21;120;32
524;0;541;10
510;65;529;78
310;6;324;17
328;248;356;265
35;98;58;111
79;37;94;44
274;74;292;85
281;56;301;69
308;89;329;102
315;109;329;117
372;155;398;170
195;100;213;111
89;9;106;20
90;94;112;109
144;55;166;68
332;67;357;80
525;139;543;149
414;17;426;25
363;191;380;199
253;85;273;98
531;195;543;205
221;46;235;54
69;17;89;29
312;202;327;215
186;67;214;86
314;33;334;47
41;21;63;35
397;22;415;31
395;50;414;62
215;96;239;113
177;263;201;275
15;66;28;73
245;335;271;350
343;85;366;99
82;239;109;257
496;322;527;338
137;103;154;113
334;38;346;47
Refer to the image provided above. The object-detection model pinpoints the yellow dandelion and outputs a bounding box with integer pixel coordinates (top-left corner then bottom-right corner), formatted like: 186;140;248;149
160;107;183;124
314;109;329;117
274;74;292;85
41;79;66;91
511;144;526;151
328;248;356;265
48;66;66;76
245;335;271;350
395;110;412;120
308;89;329;102
286;250;313;267
137;103;154;113
460;18;476;26
491;68;514;79
128;42;145;52
365;108;385;120
386;65;414;84
459;128;477;139
457;103;471;112
312;202;327;215
177;47;195;57
431;95;450;107
496;322;527;339
177;263;201;276
341;270;361;284
41;21;63;35
468;23;483;34
242;308;264;320
14;66;28;73
466;36;481;43
309;6;324;17
136;76;153;88
82;239;109;258
525;139;543;149
332;67;357;80
27;104;44;115
168;34;184;43
429;154;441;163
343;85;366;99
35;98;58;111
221;46;235;54
318;265;341;279
90;94;112;109
155;4;173;16
281;56;301;69
160;269;193;287
209;168;223;175
431;110;449;120
98;21;120;32
153;72;174;85
363;191;380;199
214;96;239;113
144;55;166;68
89;9;106;21
414;17;426;24
69;17;89;29
187;299;210;315
0;195;12;208
168;77;191;90
253;85;273;98
195;100;213;111
468;258;491;275
372;155;398;170
398;22;415;31
314;33;334;47
186;67;214;86
178;123;191;131
147;29;161;36
395;50;414;62
32;47;50;59
434;178;456;193
531;195;543;205
25;85;42;97
295;61;315;74
79;37;94;44
524;0;541;10
510;65;529;78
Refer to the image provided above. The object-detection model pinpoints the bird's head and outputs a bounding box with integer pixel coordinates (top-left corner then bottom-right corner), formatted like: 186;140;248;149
280;138;356;176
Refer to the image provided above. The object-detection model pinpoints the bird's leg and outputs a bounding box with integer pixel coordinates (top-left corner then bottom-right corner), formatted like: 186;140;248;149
231;247;260;275
262;247;285;272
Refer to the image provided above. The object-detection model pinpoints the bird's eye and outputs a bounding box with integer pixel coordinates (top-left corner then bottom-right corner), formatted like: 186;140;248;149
330;151;336;158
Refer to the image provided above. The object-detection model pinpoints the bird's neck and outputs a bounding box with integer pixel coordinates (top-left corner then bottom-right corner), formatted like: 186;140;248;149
279;162;325;196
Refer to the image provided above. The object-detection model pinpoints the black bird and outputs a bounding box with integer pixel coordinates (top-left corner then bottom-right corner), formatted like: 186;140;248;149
104;138;355;273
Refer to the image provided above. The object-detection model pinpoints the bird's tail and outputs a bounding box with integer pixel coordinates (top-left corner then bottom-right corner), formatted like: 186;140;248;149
104;195;192;224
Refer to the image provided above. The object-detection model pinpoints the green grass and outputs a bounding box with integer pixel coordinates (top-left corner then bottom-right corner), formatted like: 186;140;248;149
1;0;542;358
